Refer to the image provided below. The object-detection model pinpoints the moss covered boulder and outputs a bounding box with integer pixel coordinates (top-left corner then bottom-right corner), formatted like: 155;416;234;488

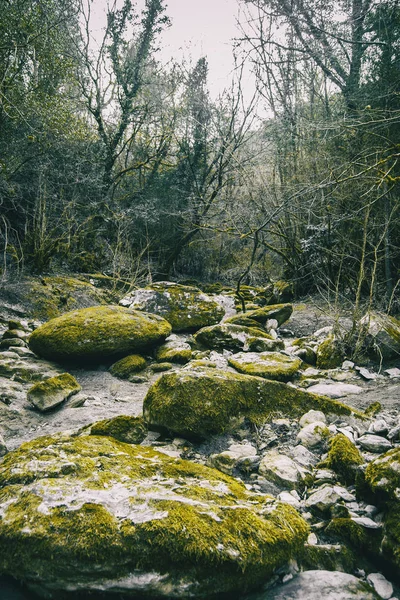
86;415;147;444
194;324;284;353
360;311;400;359
119;282;224;332
27;373;81;412
0;434;308;598
226;304;293;329
319;434;364;485
155;335;192;364
228;352;302;382
360;447;400;570
143;367;361;439
109;354;147;378
29;306;171;363
316;336;345;369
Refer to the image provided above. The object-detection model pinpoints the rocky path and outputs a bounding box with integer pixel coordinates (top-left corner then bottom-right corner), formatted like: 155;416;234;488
1;278;400;600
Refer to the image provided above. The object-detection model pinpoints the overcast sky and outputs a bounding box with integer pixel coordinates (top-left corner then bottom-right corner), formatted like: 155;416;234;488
90;0;249;99
160;0;242;97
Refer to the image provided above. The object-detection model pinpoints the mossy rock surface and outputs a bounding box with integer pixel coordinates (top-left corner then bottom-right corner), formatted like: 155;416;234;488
0;276;109;321
316;336;345;369
155;336;192;364
319;434;364;485
119;282;224;332
228;352;302;382
28;306;171;363
360;311;400;359
361;447;400;570
194;324;284;353
362;447;400;501
0;354;62;383
0;434;308;598
226;304;293;328
109;354;147;378
143;367;361;439
86;416;147;444
27;373;81;412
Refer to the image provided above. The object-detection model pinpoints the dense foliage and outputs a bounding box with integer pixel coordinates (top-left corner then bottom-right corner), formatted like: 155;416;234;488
0;0;399;313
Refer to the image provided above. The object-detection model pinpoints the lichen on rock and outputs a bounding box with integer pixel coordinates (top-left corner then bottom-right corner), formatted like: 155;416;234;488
0;434;309;598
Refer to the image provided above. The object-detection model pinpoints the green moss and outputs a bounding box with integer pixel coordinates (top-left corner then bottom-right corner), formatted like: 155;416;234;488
155;342;192;364
109;354;147;378
301;543;356;573
226;304;293;328
138;500;308;573
122;283;225;332
27;373;81;411
319;434;364;485
364;401;382;417
29;305;172;362
316;336;345;369
325;518;382;556
143;368;364;439
362;447;400;502
228;352;302;382
88;416;147;444
27;276;107;320
0;435;309;596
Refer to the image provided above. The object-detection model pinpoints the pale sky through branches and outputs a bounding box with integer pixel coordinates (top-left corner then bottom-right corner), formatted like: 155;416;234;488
90;0;246;99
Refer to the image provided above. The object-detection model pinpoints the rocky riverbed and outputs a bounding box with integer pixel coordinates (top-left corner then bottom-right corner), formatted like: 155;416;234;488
1;276;400;600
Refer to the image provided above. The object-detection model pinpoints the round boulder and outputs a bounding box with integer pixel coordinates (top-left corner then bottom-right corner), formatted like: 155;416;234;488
0;434;308;598
28;306;171;362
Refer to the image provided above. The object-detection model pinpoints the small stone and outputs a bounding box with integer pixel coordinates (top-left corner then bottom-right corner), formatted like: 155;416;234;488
366;573;393;599
314;469;337;484
0;433;8;456
342;360;355;369
358;435;392;453
369;420;389;436
67;393;87;408
290;445;319;467
307;533;318;545
356;366;377;380
278;491;301;508
384;368;400;379
351;517;381;529
299;410;326;427
150;362;172;372
259;450;304;490
306;486;341;512
297;422;330;449
388;425;400;441
307;382;363;398
27;373;81;412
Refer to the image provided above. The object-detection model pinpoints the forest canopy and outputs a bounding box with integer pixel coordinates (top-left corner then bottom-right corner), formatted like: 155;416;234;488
0;0;399;312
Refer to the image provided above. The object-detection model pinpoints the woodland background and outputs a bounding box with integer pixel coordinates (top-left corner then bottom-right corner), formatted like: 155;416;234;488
1;0;399;313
